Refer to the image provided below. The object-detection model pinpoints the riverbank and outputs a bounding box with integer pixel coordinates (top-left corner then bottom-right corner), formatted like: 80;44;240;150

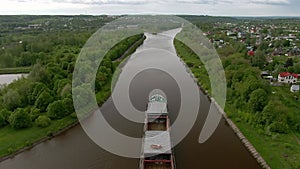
174;39;271;169
0;34;146;162
0;67;31;75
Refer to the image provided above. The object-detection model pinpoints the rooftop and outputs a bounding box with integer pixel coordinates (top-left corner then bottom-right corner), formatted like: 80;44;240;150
279;72;299;78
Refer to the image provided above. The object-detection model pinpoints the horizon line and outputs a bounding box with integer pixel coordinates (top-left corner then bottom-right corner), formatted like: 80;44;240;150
0;13;300;18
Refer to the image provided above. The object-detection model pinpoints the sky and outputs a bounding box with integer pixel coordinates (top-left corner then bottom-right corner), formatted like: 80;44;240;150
0;0;299;16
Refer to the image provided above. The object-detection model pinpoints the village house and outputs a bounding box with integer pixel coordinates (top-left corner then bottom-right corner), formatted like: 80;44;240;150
278;72;298;84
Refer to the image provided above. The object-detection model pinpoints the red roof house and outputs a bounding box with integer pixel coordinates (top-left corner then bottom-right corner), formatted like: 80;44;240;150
248;51;255;56
278;72;298;84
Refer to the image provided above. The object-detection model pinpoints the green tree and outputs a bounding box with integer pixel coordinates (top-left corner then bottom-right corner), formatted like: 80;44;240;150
29;63;51;84
258;41;268;51
0;114;6;127
34;90;53;112
254;101;288;128
269;121;289;134
0;109;12;127
283;40;290;47
29;82;48;104
9;108;31;129
248;89;268;113
62;98;74;114
251;50;266;69
30;108;41;121
47;99;71;119
35;115;51;128
2;89;22;111
285;58;294;68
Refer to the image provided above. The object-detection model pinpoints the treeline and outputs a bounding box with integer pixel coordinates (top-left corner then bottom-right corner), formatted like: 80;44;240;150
95;34;145;102
0;33;145;130
0;31;91;68
174;39;299;134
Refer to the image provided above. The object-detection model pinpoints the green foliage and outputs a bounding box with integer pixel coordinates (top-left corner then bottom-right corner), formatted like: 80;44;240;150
30;107;41;121
29;63;51;84
63;98;75;115
248;89;268;113
269;121;289;134
2;89;22;111
250;49;266;69
35;115;51;128
60;83;72;98
293;63;300;74
0;114;6;127
29;82;48;104
0;109;12;126
9;108;31;129
285;58;294;68
34;90;53;112
47;98;73;120
46;100;66;119
253;100;289;131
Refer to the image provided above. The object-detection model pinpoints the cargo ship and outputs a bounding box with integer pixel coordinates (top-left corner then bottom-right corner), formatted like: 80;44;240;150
139;93;175;169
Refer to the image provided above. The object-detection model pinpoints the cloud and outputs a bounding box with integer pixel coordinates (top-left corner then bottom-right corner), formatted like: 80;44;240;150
174;0;236;4
250;0;290;5
53;0;153;5
14;0;153;5
4;0;298;16
13;0;291;6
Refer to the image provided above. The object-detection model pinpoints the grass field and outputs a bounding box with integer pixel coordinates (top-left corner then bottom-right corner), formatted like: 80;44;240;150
234;119;300;169
0;115;77;158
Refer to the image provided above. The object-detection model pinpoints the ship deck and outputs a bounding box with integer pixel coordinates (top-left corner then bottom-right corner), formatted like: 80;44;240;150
148;123;167;131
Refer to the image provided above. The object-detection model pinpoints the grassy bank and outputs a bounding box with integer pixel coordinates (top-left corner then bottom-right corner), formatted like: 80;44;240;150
233;118;300;169
0;115;77;158
174;39;300;169
0;67;32;74
0;34;145;160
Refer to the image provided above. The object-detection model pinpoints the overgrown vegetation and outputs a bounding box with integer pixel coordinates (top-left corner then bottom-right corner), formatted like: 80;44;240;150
0;15;145;157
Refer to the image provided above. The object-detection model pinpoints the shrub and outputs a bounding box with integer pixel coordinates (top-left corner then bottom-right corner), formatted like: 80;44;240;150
9;108;31;129
47;98;73;120
34;90;53;112
35;115;51;128
0;109;12;123
0;114;6;127
269;121;289;134
248;88;268;113
30;108;41;121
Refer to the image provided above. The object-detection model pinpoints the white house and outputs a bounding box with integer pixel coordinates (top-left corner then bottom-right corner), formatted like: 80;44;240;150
278;72;298;84
291;85;300;93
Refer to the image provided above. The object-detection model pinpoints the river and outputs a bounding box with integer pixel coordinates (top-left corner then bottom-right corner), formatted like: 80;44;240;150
0;29;261;169
0;74;27;85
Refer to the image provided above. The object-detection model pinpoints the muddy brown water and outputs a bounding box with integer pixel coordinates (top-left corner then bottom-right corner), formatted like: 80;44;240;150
0;29;261;169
